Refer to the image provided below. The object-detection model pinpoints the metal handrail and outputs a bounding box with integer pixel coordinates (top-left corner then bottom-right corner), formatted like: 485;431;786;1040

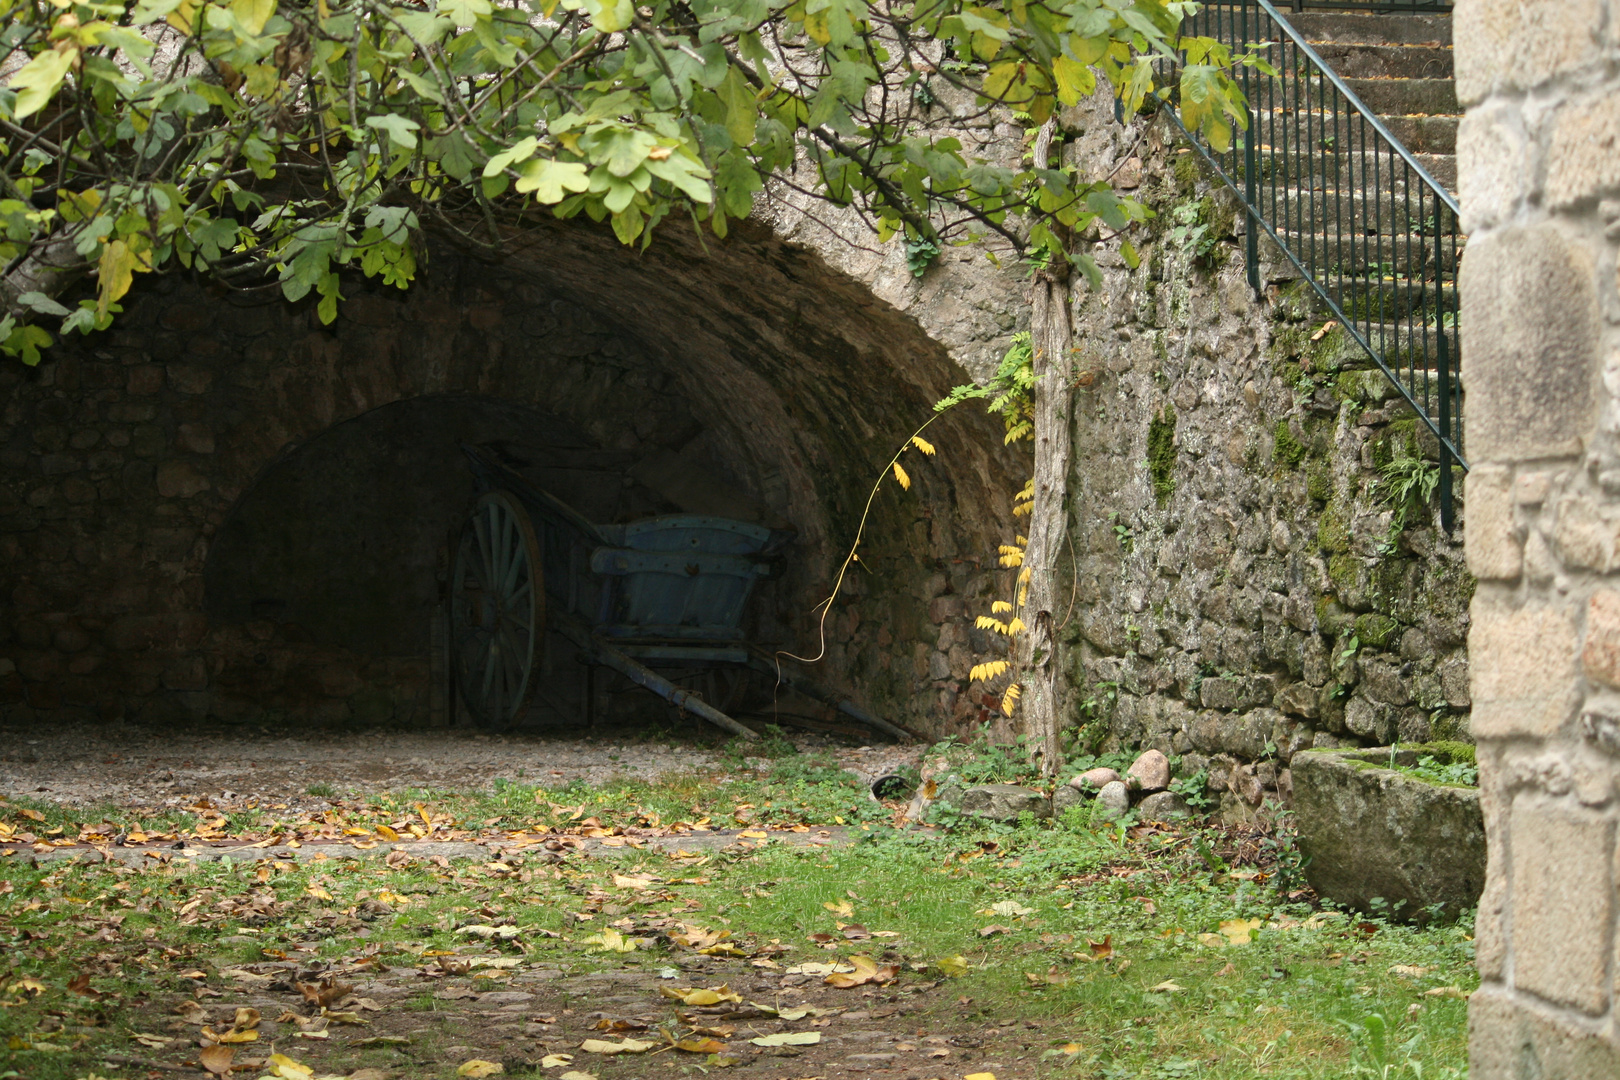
1156;0;1465;528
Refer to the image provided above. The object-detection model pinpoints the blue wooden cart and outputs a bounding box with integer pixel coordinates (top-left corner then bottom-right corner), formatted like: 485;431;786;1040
451;444;909;741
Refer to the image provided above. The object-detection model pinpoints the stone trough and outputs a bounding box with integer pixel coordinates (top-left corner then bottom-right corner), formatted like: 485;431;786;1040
1291;744;1484;921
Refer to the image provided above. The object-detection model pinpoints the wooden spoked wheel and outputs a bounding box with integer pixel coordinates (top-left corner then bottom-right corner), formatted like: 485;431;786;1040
451;491;544;731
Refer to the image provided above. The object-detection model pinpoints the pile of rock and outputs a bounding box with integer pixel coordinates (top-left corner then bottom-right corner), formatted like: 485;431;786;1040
1053;749;1190;821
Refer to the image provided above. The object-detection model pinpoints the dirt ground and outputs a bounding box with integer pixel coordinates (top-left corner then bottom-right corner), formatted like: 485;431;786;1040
0;718;926;812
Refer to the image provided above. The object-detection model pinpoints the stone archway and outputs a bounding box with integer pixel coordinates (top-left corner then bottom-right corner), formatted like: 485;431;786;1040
0;218;1026;738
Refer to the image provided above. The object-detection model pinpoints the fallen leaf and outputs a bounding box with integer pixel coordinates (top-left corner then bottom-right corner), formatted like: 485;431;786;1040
458;1061;505;1077
458;924;521;940
198;1044;235;1077
675;1038;728;1053
978;924;1011;937
582;929;637;953
132;1033;170;1048
784;962;853;976
559;1072;598;1080
234;1007;261;1030
296;977;352;1007
965;1073;997;1080
374;824;400;841
209;1026;259;1043
737;830;769;839
580;1038;656;1054
935;955;970;978
1150;980;1185;992
612;874;658;890
66;972;103;998
660;985;742;1006
349;1070;390;1080
266;1050;314;1078
1214;962;1237;976
823;899;854;918
1390;964;1431;977
990;900;1036;917
323;1010;369;1025
1219;918;1264;946
541;1053;574;1068
355;1036;411;1048
1424;986;1471;999
306;885;334;901
10;977;46;996
1086;936;1114;960
750;1032;821;1047
826;954;897;988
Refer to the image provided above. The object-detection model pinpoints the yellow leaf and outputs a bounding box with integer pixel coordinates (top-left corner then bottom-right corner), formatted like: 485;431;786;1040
1000;683;1021;716
823;899;854;918
374;824;400;841
230;0;275;33
267;1052;313;1079
306;885;334;902
457;1061;505;1077
612;874;656;890
749;1031;821;1047
659;985;741;1006
233;1008;261;1030
1150;980;1184;992
892;461;910;490
1219;918;1263;946
966;1073;998;1080
1006;617;1026;635
579;1038;656;1054
213;1028;258;1043
582;929;637;953
910;435;936;456
540;1054;574;1068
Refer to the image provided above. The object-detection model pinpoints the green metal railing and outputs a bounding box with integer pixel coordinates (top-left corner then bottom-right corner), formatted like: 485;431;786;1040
1155;0;1465;528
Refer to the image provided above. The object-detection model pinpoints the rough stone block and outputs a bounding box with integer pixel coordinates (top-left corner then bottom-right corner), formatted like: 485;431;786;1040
1464;465;1520;580
1459;225;1598;463
166;364;215;395
1454;0;1603;105
1469;600;1580;739
1547;86;1620;210
155;462;210;499
1274;681;1319;719
1458;102;1527;233
952;783;1052;823
126;364;165;396
1582;589;1620;690
1509;797;1613;1016
1470;985;1620;1080
1126;749;1170;793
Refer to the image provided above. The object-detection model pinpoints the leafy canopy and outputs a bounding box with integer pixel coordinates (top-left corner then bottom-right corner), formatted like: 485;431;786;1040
0;0;1261;363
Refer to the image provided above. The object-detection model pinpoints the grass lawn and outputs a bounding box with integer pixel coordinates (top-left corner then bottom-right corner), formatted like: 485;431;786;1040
0;748;1474;1080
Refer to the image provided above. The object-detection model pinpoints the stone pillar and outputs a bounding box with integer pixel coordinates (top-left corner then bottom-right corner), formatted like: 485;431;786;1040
1457;0;1620;1073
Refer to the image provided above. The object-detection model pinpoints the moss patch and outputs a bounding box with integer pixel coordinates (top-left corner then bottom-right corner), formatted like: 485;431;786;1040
1274;420;1307;469
1148;405;1178;505
1354;612;1401;650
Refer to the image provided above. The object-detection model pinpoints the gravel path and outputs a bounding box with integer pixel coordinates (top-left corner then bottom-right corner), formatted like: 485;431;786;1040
0;719;926;811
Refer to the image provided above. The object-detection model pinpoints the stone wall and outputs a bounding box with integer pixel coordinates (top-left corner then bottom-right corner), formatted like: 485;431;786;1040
1056;113;1474;819
1457;0;1620;1072
0;221;1025;737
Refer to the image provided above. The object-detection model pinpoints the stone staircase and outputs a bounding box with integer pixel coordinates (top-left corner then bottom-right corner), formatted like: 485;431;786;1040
1258;6;1462;475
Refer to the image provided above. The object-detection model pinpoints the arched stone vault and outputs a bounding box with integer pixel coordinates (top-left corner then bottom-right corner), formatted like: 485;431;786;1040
0;216;1028;738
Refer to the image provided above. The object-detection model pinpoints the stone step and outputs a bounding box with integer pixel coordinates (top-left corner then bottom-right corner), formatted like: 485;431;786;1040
1248;107;1457;156
1245;143;1457;192
1276;228;1463;274
1275;10;1452;46
1305;41;1452;80
1316;76;1458;118
1269;187;1467;236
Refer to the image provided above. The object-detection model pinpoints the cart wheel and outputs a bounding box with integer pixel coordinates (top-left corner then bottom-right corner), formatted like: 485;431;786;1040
451;490;545;732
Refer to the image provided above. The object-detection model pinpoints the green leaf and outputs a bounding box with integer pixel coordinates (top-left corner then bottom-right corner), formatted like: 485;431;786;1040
483;136;539;178
437;0;491;27
719;68;757;148
366;114;421;149
1120;239;1139;270
1052;55;1095;106
513;159;591;203
8;47;78;121
16;292;70;317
